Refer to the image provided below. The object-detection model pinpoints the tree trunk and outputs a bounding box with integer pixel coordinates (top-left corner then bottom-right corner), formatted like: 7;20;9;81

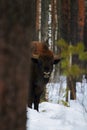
0;0;35;130
78;0;85;42
36;0;41;40
41;0;49;41
70;0;78;44
66;76;76;101
61;0;70;42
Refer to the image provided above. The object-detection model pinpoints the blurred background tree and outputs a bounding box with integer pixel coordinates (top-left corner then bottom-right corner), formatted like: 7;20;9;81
35;0;87;102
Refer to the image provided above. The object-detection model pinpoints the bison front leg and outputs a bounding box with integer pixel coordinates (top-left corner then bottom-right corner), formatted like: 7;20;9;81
34;95;40;111
28;96;33;109
28;100;32;109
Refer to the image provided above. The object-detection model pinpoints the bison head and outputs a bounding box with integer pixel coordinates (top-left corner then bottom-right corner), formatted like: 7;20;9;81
31;53;61;80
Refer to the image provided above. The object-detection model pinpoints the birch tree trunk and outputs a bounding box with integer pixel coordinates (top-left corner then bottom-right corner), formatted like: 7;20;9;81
41;0;49;41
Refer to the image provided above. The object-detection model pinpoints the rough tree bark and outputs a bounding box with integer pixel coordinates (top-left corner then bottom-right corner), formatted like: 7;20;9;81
0;0;35;130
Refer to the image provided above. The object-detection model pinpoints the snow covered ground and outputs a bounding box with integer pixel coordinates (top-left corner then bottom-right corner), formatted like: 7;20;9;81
27;78;87;130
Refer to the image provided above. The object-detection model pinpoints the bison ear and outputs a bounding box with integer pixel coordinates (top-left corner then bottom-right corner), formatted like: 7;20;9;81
31;54;39;63
54;58;61;64
54;55;62;64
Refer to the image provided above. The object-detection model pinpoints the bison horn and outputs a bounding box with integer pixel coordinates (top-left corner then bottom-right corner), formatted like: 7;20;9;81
32;54;39;59
54;54;63;64
54;55;61;60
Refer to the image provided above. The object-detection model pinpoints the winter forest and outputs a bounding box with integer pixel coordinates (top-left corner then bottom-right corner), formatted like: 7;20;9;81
27;1;87;130
0;0;87;130
32;0;87;103
30;0;87;99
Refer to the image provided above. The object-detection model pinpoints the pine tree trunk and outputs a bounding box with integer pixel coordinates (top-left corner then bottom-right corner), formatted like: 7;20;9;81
36;0;41;40
0;0;35;130
78;0;85;42
61;0;70;42
66;76;76;101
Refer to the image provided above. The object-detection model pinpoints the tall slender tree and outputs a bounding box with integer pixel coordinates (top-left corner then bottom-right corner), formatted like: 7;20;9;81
83;0;87;79
41;0;49;41
78;0;85;42
51;0;57;52
57;0;85;100
60;0;71;42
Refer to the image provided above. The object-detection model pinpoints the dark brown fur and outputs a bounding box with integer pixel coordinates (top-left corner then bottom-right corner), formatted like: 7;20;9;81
28;41;61;111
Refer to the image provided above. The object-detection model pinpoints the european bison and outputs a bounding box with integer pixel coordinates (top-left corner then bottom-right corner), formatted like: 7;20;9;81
28;41;61;111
